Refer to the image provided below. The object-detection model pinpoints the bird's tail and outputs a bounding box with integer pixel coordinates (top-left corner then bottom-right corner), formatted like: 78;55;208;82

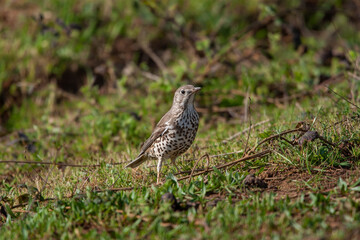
125;154;147;168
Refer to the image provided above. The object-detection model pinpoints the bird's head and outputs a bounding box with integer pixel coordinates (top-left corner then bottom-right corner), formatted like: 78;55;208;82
172;85;201;110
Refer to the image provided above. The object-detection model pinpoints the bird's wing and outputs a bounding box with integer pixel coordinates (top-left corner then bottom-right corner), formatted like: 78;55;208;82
138;110;176;156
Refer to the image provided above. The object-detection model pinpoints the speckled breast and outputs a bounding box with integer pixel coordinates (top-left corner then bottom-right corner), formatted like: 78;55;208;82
149;110;199;159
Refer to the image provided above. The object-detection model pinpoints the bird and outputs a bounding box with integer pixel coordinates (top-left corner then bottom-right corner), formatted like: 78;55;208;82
125;85;201;184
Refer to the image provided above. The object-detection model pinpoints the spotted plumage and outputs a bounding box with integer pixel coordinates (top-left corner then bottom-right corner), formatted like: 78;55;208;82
125;85;201;184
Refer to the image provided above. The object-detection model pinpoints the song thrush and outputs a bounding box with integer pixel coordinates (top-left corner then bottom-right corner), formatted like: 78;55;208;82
125;85;201;184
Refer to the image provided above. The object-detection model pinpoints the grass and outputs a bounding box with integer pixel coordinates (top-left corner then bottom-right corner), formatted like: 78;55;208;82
1;0;360;239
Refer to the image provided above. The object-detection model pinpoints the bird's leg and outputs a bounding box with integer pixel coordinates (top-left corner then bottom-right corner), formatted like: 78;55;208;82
171;157;180;173
157;157;164;184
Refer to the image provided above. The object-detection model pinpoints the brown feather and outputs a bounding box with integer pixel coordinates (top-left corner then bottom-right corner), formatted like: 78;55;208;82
138;108;180;156
125;154;147;168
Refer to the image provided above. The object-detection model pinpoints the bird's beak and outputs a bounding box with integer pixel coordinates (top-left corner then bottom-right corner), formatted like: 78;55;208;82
193;87;201;93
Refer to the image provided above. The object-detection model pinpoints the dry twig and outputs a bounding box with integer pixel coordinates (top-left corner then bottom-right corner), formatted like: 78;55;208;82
176;149;271;182
189;154;210;183
247;128;305;155
327;86;360;110
243;97;252;153
0;160;128;167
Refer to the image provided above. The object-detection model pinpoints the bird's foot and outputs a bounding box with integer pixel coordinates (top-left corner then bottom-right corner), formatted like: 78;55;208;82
156;174;162;185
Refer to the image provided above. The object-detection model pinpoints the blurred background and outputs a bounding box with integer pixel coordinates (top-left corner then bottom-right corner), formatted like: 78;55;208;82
0;0;359;154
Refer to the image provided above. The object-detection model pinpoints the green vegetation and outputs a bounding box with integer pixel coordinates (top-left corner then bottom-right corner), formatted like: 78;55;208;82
0;0;360;239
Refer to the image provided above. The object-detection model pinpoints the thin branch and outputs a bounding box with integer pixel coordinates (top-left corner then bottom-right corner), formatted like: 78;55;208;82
189;154;210;183
138;40;168;74
0;160;128;167
175;149;271;182
243;97;252;154
247;128;306;154
327;86;360;110
317;135;352;156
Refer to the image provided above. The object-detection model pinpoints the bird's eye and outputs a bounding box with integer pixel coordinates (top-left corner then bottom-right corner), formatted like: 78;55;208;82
180;90;186;94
